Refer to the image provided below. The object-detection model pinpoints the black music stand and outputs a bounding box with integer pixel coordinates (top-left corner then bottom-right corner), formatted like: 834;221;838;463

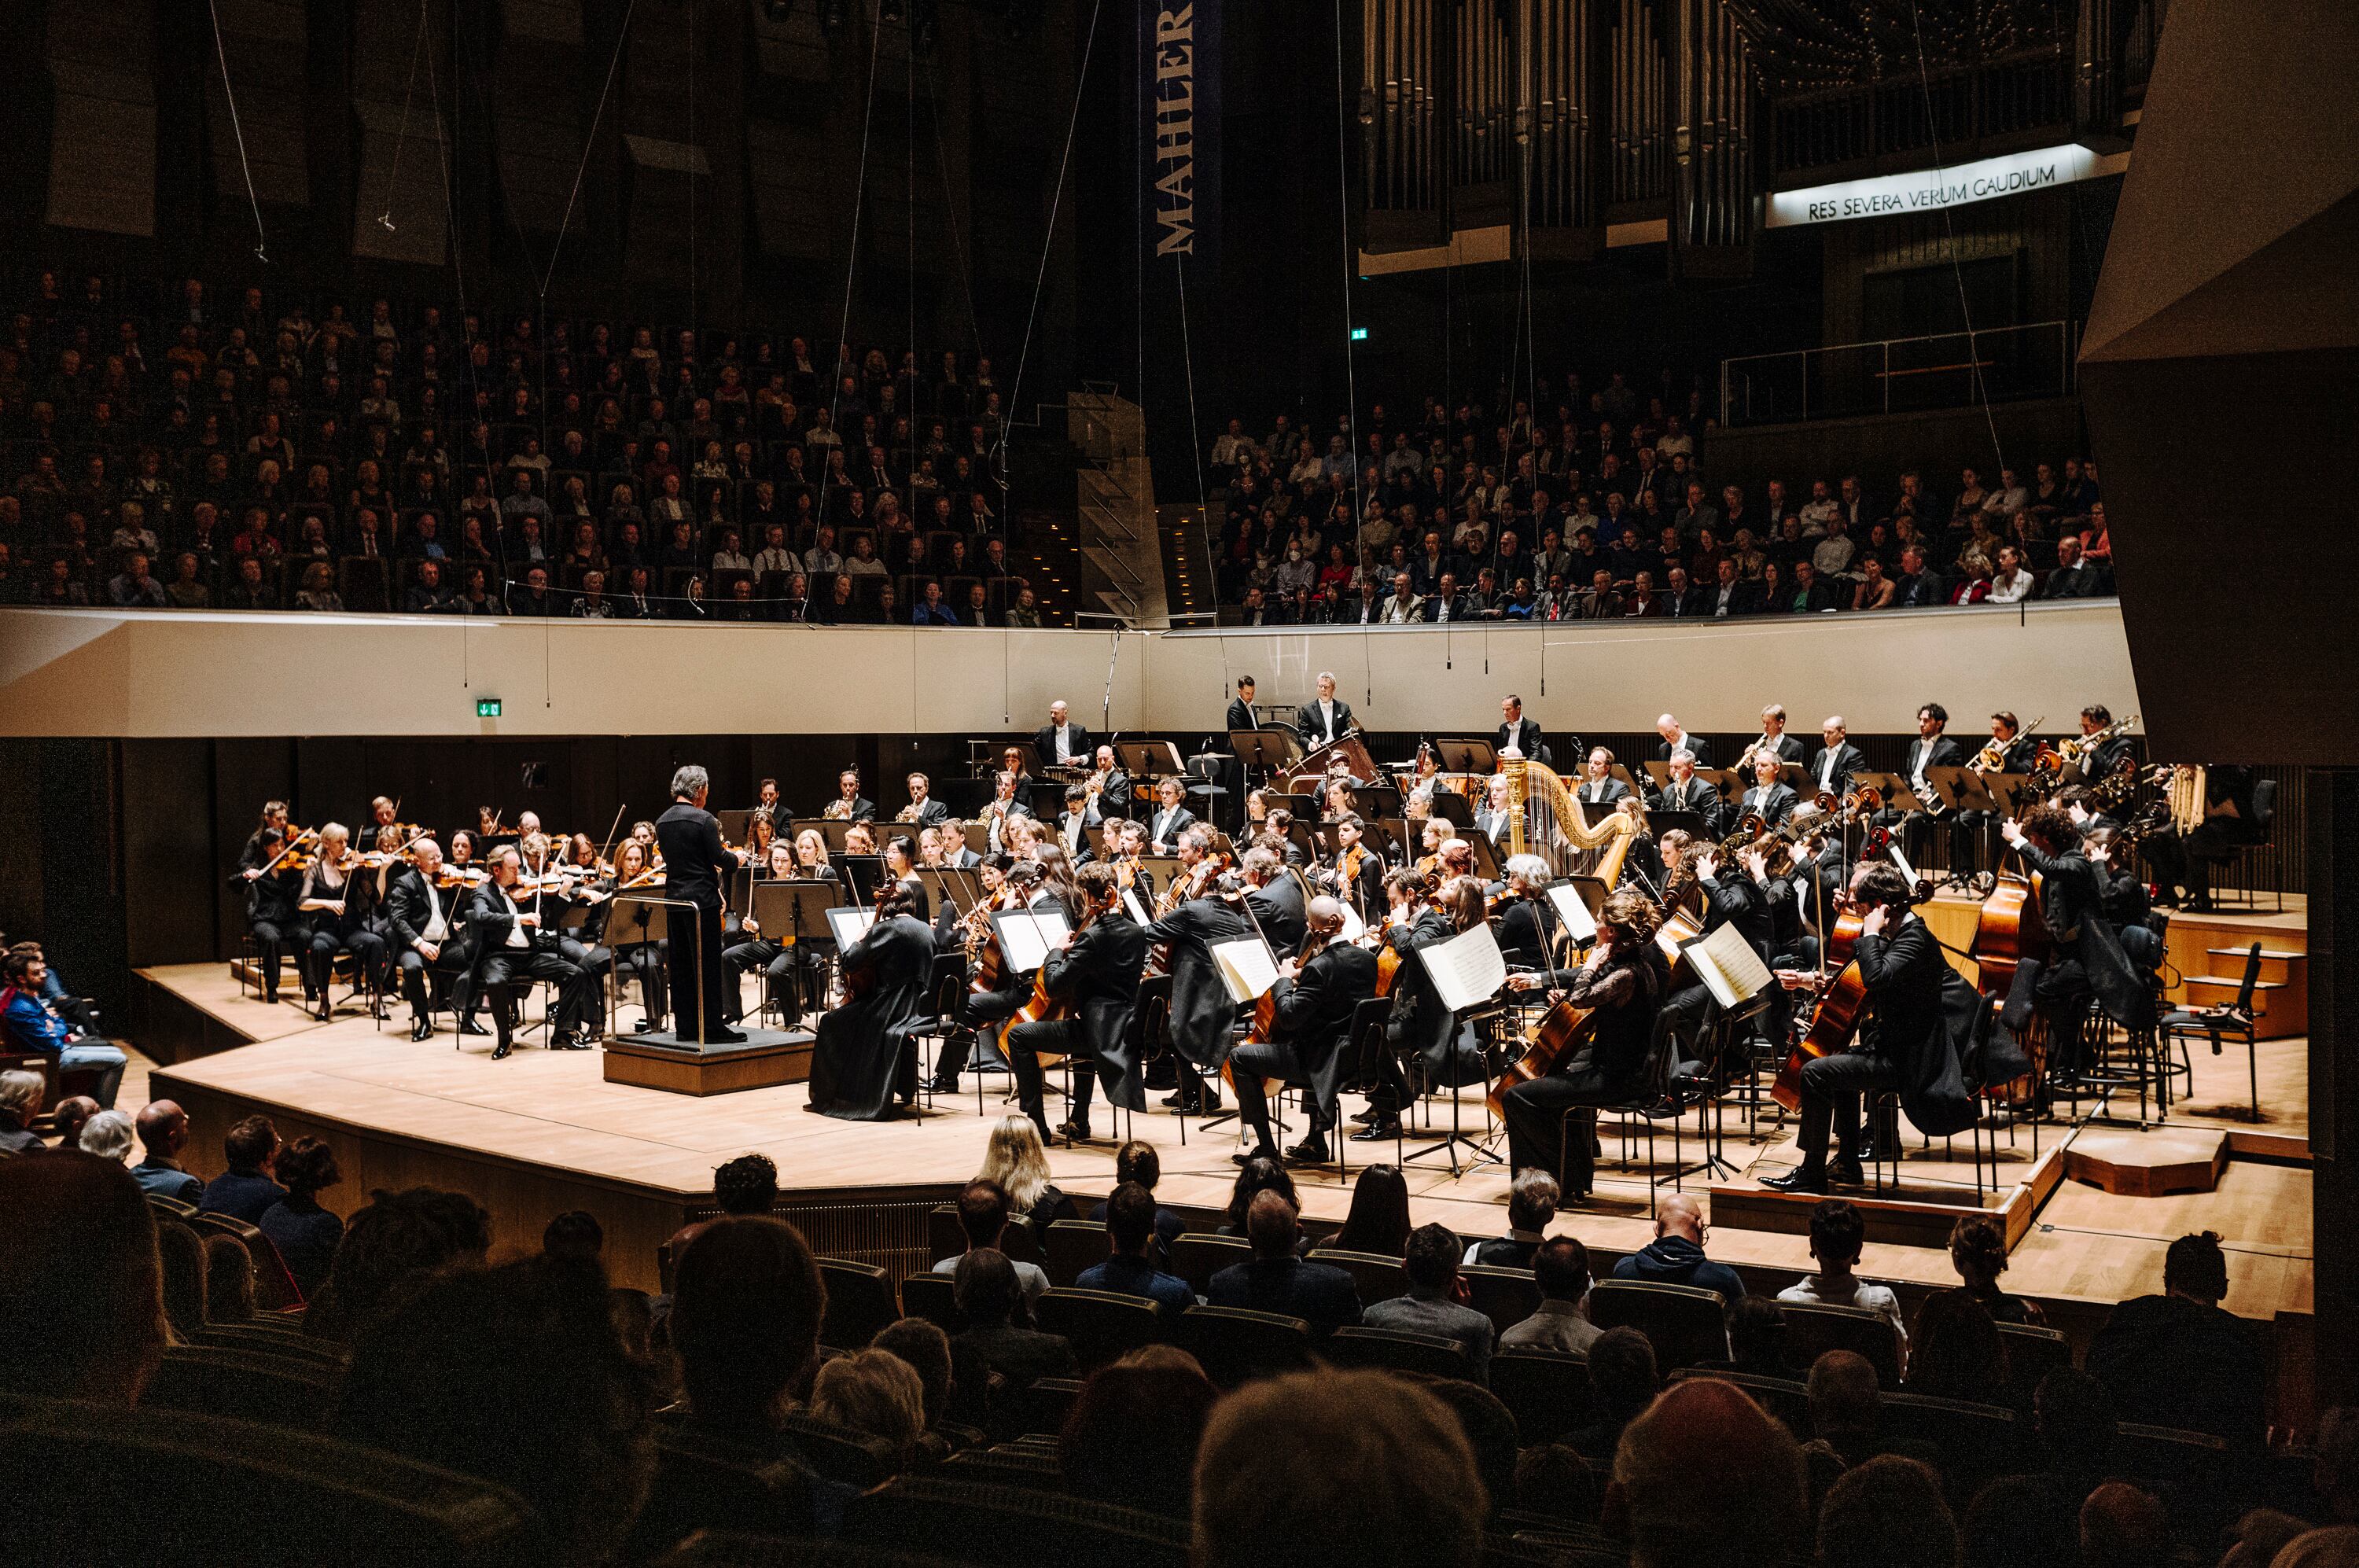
1695;767;1743;805
1927;767;1997;888
1429;790;1474;828
1647;809;1709;843
604;895;671;1038
808;819;859;854
918;867;985;916
1459;830;1504;882
837;853;887;904
1345;785;1404;820
1229;729;1301;823
1119;740;1183;779
1433;738;1500;774
714;809;754;845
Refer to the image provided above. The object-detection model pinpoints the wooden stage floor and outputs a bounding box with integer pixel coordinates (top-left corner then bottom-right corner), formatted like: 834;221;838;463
138;959;2313;1327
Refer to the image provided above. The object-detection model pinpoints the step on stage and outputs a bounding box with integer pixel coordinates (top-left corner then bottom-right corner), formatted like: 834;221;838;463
605;1029;814;1096
132;949;2314;1333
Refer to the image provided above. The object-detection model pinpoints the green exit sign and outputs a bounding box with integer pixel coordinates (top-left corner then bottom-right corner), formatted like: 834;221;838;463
477;697;502;718
1349;326;1369;342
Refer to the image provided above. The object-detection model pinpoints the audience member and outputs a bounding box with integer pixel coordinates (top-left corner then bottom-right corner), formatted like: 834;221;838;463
1365;1222;1496;1382
666;1150;778;1261
2217;1509;2315;1568
154;1216;208;1340
870;1316;959;1435
1907;1289;2006;1402
2031;1367;2120;1504
1612;1376;1805;1568
307;1184;492;1342
258;1134;344;1297
1330;1162;1412;1256
1960;1474;2083;1568
1819;1454;1959;1568
1465;1169;1557;1266
1568;1325;1660;1463
2086;1229;2266;1448
1945;1212;2043;1324
0;1151;166;1404
977;1114;1076;1236
197;1113;286;1222
1058;1352;1218;1518
540;1208;605;1265
203;1232;257;1322
932;1177;1051;1308
1778;1197;1906;1360
808;1347;926;1456
0;1069;42;1154
77;1107;134;1163
49;1095;100;1150
1084;1139;1186;1261
130;1099;205;1202
1194;1367;1486;1568
2077;1481;2169;1568
1500;1235;1599;1353
1611;1193;1746;1299
1205;1190;1362;1334
1;949;128;1107
2274;1529;2359;1568
950;1247;1078;1385
1074;1180;1193;1311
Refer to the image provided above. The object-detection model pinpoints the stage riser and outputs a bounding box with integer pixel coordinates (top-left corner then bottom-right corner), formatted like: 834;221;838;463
1713;1143;2066;1253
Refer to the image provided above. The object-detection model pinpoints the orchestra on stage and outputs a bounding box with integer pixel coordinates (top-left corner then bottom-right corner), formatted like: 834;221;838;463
229;679;2267;1192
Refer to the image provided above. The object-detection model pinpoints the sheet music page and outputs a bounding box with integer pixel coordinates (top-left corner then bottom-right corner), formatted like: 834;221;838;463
1547;883;1599;944
994;911;1057;971
825;907;876;948
1121;888;1153;926
1212;938;1283;1003
1680;921;1775;1009
1425;922;1508;1012
1337;902;1367;943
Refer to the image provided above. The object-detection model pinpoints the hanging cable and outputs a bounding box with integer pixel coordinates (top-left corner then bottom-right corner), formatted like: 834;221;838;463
1908;0;2006;476
1331;0;1364;530
921;57;984;359
995;0;1107;466
538;0;639;300
374;2;432;230
207;0;270;261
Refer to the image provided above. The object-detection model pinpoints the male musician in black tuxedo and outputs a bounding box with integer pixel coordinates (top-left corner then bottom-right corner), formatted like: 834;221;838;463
1573;749;1632;807
1054;785;1099;863
1952;711;2041;878
1227;896;1379;1166
1653;714;1709;767
1145;778;1197;856
385;839;464;1040
1878;701;1964;854
1032;700;1091;770
1298;671;1354;749
2004;804;2149;1074
240;823;311;1007
1735;753;1800;827
1474;774;1515;845
1224;676;1258;735
1806;716;1868;801
1005;863;1148;1145
1240;848;1307;957
897;772;951;830
656;764;749;1045
1327;813;1389;916
1496;694;1548;763
1741;705;1807;771
1647;749;1723;837
829;769;877;822
1143;833;1255;1114
2072;705;2135;785
468;846;599;1059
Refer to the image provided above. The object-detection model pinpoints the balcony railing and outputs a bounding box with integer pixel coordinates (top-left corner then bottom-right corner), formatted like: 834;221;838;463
1719;319;2077;429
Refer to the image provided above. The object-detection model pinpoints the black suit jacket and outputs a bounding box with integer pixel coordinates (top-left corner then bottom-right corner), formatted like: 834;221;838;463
1902;736;1964;794
1655;735;1711;767
1272;940;1380;1106
1207;1257;1362;1334
1041;911;1148;1106
1224;698;1257;734
384;867;458;950
1298;698;1356;748
1574;776;1632;807
1145;896;1255;1069
1245;874;1308;957
1496;717;1546;761
1649;776;1723;836
657;801;733;909
1805;742;1868;797
1032;722;1093;767
1737;783;1798;826
1145;805;1198;853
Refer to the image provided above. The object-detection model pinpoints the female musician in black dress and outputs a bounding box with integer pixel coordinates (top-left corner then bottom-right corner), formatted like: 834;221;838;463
241;823;309;1006
1497;888;1666;1197
1004;863;1149;1146
299;823;386;1021
805;886;938;1121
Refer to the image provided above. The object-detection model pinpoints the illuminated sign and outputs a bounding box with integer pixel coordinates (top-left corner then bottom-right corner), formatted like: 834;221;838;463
1765;143;2119;228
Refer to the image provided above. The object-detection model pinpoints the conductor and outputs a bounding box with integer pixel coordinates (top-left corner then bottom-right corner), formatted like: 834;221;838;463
656;764;749;1044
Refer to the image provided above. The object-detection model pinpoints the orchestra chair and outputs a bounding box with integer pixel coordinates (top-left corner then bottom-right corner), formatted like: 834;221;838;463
1042;1218;1108;1287
1033;1288;1164;1372
1339;996;1399;1178
1493;1519;1638;1568
815;1258;900;1352
2159;942;2265;1122
1183;755;1230;823
1776;1301;1904;1389
185;1209;306;1312
1168;1233;1252;1300
1995;1322;2074;1408
2197;777;2282;912
1669;1367;1813;1436
843;1474;1193;1568
897;1272;965;1336
138;1344;335;1433
0;1393;547;1566
1459;1264;1544;1338
1486;1348;1595;1444
1327;1324;1478;1383
1584;1280;1730;1371
1557;1010;1691;1210
774;1411;901;1491
625;1425;823;1561
1172;1305;1315;1389
1875;1393;2022;1503
1305;1247;1411;1308
905;958;970;1114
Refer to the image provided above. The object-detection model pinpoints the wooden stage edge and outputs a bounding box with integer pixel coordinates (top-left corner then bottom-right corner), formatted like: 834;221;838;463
135;963;2314;1339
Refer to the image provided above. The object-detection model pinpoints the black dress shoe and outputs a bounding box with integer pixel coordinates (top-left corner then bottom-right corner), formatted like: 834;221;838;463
1761;1166;1828;1195
410;1018;433;1042
926;1073;961;1095
458;1018;491;1037
549;1032;594;1051
491;1039;512;1061
705;1028;748;1045
1349;1117;1402;1143
1283;1138;1331;1165
1057;1120;1093;1145
262;991;281;1005
1827;1159;1867;1188
1231;1146;1280;1168
633;1018;656;1033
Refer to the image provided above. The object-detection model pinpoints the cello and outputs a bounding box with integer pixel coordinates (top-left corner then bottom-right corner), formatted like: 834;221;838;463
1969;848;2052;1104
1770;827;1925;1112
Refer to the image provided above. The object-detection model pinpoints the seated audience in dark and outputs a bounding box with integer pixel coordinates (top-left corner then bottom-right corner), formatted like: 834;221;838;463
130;1098;206;1203
197;1113;286;1223
203;1233;257;1322
1465;1169;1557;1267
1566;1325;1661;1463
0;1151;167;1404
1613;1376;1807;1568
1817;1455;1959;1568
258;1134;345;1297
931;1177;1051;1308
1906;1289;2007;1403
1058;1348;1219;1518
307;1184;493;1342
1329;1162;1412;1257
2086;1228;2267;1448
1205;1189;1362;1334
1500;1235;1599;1353
1074;1180;1194;1312
1364;1222;1496;1382
1611;1192;1746;1300
951;1247;1078;1386
1084;1139;1187;1261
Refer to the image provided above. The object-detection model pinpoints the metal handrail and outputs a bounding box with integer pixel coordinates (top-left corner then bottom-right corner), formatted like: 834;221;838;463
1720;319;2076;428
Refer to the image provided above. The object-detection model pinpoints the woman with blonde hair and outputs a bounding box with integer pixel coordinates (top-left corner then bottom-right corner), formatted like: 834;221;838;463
807;1348;926;1459
977;1114;1076;1235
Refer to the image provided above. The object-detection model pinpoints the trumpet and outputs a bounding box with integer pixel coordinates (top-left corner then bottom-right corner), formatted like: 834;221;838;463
896;802;924;823
2057;714;2138;765
1970;715;2044;773
1735;731;1777;773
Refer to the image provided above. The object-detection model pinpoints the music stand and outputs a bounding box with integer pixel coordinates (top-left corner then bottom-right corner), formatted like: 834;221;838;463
714;809;754;845
1927;766;1997;886
918;867;984;916
1643;760;1675;791
1377;816;1415;862
1429;790;1474;828
1001;742;1047;778
1346;785;1404;820
1133;855;1183;896
837;853;887;905
1119;740;1184;778
1282;819;1320;865
807;819;859;854
1459;830;1503;882
1696;767;1743;804
1647;809;1709;842
1609;764;1644;796
604;895;672;1041
1776;762;1809;790
1432;738;1500;775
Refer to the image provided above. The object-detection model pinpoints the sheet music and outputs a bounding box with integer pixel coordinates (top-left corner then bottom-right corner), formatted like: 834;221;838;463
825;907;876;947
1211;937;1283;1003
1679;922;1775;1010
1337;902;1367;943
992;909;1070;972
1424;922;1508;1012
1121;888;1153;927
1546;883;1599;945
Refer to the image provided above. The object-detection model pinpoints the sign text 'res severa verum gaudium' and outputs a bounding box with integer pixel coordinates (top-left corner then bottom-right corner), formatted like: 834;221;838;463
1766;143;2116;229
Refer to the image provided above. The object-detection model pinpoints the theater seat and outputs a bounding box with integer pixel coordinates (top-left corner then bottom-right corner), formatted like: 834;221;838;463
1171;1305;1313;1389
1485;1348;1594;1445
141;1344;337;1432
1328;1325;1478;1382
0;1393;545;1565
845;1474;1191;1568
652;1529;979;1566
1776;1301;1904;1387
1669;1367;1812;1436
1584;1280;1730;1371
776;1412;901;1491
897;1272;965;1335
624;1426;825;1563
816;1259;900;1352
1032;1287;1163;1372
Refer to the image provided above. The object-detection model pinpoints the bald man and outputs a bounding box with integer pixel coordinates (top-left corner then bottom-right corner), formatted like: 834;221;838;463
0;1152;167;1404
1809;716;1866;799
131;1099;205;1203
1610;1193;1747;1301
1032;700;1091;769
1654;713;1709;767
1224;896;1379;1168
